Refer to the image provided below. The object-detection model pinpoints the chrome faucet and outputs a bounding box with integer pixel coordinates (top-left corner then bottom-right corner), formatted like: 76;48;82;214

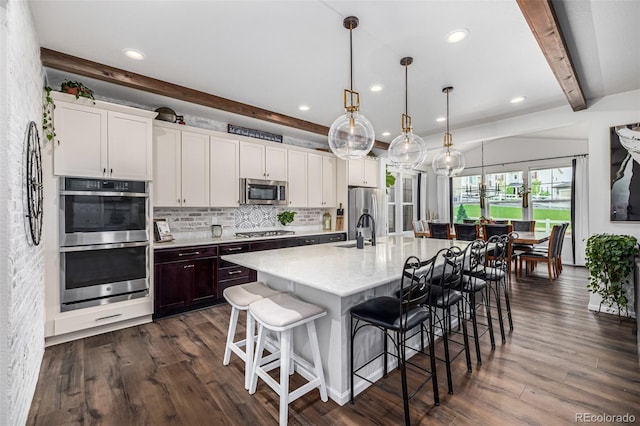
356;213;376;246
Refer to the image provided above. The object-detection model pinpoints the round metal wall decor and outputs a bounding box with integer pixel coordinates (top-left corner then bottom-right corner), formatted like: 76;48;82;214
26;121;43;245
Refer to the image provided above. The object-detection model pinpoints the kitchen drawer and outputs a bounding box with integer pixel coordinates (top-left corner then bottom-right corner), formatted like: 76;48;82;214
320;233;347;244
250;239;291;252
219;242;251;256
154;246;217;263
297;236;321;245
54;298;152;335
218;264;251;281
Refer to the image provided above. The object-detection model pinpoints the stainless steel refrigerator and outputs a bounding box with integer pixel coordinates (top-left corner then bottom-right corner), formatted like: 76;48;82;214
348;187;386;241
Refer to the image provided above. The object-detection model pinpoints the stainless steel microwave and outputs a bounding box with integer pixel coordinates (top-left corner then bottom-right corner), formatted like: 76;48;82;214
240;178;288;205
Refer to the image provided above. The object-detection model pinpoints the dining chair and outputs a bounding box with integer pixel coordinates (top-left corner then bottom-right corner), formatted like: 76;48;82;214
482;223;514;277
454;223;479;241
350;256;439;425
519;225;562;282
412;220;429;238
510;220;536;275
428;222;452;239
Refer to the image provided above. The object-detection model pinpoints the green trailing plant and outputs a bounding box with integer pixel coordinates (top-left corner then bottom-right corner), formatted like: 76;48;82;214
277;211;296;226
585;233;639;318
43;86;55;142
385;166;396;194
61;80;95;103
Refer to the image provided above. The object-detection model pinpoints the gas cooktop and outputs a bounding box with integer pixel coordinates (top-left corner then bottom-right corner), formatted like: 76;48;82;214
235;230;295;238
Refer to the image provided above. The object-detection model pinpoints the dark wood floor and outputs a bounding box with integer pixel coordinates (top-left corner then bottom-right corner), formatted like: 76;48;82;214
28;266;640;425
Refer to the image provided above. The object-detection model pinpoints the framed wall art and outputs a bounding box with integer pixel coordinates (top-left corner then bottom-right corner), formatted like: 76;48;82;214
610;122;640;221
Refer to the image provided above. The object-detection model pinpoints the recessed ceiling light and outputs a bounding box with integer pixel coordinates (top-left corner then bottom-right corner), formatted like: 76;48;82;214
123;48;145;60
436;116;447;122
298;105;310;111
510;96;527;104
447;29;469;44
381;131;391;137
369;84;384;93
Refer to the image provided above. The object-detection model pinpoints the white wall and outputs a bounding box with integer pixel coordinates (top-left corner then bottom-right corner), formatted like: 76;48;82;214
1;1;46;425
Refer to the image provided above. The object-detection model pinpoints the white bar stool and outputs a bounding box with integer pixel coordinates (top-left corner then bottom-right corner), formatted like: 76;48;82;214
223;281;282;390
249;293;328;426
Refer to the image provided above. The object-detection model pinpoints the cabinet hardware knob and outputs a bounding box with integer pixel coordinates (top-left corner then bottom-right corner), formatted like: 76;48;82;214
183;199;186;203
110;168;113;174
178;251;201;257
183;264;195;269
103;168;106;174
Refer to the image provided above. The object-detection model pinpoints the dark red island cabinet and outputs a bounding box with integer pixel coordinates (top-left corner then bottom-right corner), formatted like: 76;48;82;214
153;232;346;318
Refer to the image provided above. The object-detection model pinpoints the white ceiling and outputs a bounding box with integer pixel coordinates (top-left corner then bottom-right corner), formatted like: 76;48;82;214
29;0;640;148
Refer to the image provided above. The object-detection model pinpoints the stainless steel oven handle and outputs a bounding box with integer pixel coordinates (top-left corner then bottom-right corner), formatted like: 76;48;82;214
60;241;150;252
60;190;148;197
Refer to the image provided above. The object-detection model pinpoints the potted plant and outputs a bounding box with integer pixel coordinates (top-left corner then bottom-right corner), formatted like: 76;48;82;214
42;86;55;142
61;80;95;102
585;233;639;318
277;211;296;226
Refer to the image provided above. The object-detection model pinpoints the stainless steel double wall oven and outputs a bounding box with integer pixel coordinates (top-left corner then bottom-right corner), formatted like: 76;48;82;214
59;177;150;311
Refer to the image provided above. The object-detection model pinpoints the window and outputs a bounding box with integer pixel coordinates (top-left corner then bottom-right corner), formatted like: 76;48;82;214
387;169;417;234
452;175;481;223
530;166;572;233
452;164;573;232
486;171;524;221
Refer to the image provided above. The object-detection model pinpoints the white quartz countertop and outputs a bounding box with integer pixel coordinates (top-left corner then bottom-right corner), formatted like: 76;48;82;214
222;235;469;297
153;228;346;250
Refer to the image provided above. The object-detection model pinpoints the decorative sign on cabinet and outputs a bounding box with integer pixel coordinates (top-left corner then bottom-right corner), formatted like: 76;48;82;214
52;91;155;180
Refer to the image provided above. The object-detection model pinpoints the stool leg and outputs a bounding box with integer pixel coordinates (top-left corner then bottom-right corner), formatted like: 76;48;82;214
279;329;292;426
307;321;328;402
223;307;240;366
249;323;267;395
245;311;255;390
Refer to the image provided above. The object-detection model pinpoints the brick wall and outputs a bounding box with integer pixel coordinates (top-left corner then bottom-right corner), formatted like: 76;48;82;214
1;1;45;425
154;206;325;232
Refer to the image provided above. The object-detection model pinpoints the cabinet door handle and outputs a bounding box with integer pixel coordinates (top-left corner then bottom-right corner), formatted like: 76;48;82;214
228;270;243;275
103;168;106;174
95;313;122;322
304;239;315;243
226;247;243;252
183;264;195;269
110;168;113;175
183;199;186;204
178;251;201;257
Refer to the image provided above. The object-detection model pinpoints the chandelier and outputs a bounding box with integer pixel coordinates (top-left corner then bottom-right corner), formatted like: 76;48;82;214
328;16;375;160
388;56;427;169
465;141;496;209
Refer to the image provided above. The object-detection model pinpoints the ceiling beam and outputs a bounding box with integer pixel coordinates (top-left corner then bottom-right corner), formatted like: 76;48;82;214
516;0;587;111
40;48;389;150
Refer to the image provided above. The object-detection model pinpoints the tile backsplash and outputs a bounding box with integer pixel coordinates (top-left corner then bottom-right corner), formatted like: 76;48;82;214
154;205;326;232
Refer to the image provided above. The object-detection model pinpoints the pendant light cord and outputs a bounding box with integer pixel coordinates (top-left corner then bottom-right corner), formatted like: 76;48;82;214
446;89;450;135
404;63;408;118
349;23;354;94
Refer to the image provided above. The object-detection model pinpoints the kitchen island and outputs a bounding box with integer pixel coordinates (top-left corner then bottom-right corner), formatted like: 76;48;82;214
222;235;465;405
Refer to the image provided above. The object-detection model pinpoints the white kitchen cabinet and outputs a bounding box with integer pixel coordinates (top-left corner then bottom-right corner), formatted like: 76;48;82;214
53;93;154;180
322;156;337;207
239;141;287;181
287;150;308;207
210;136;240;207
348;157;380;188
308;153;336;208
153;126;209;207
181;131;210;207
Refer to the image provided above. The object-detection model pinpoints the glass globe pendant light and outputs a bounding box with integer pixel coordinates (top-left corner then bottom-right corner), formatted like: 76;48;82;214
388;57;427;169
328;16;375;160
432;86;465;177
